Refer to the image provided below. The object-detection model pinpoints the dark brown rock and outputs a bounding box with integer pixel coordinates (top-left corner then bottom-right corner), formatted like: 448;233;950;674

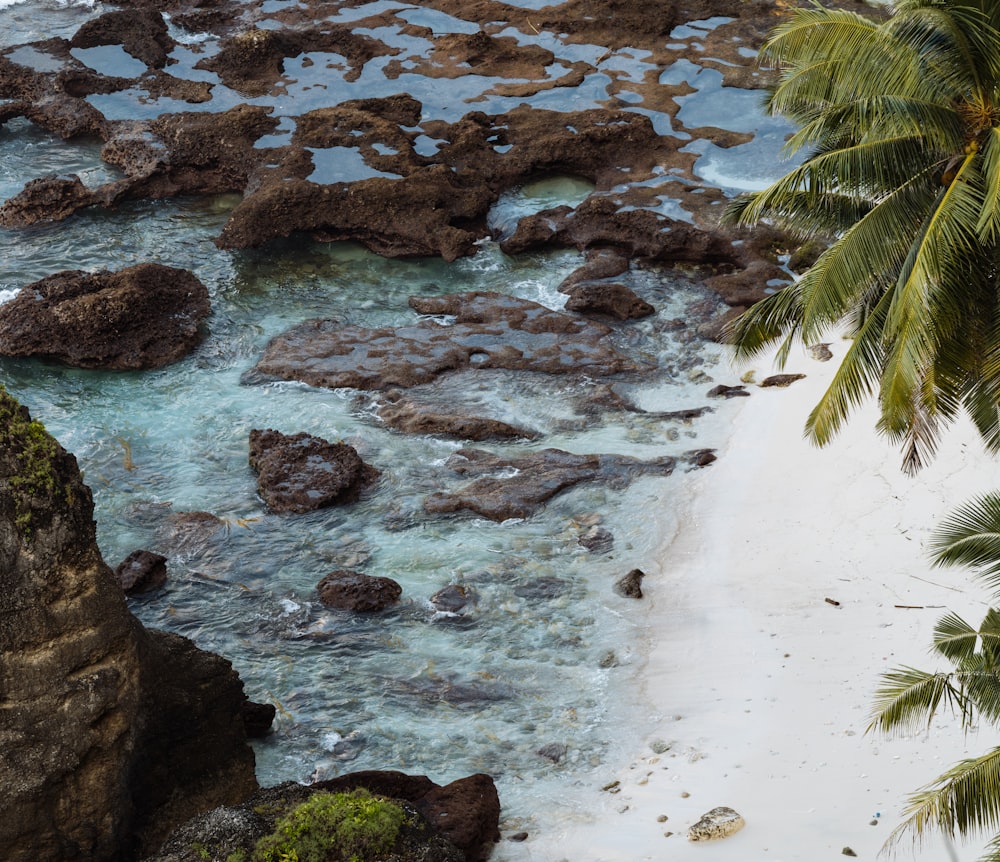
241;699;276;739
415;773;502;862
707;384;750;398
247;429;380;513
761;373;807;388
0;264;210;370
430;584;475;614
425;447;712;522
563;282;655;320
614;568;645;598
317;569;402;612
115;549;168;595
0;173;104;227
377;393;538;441
70;8;174;69
254;292;640;391
0;390;257;862
579;525;614;554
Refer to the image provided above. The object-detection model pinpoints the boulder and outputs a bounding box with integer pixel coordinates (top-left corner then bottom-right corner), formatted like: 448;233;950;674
614;568;645;598
377;392;538;441
0;264;210;370
687;806;746;841
562;282;655;320
316;569;402;612
0;389;257;862
147;771;500;862
114;549;168;594
248;429;380;513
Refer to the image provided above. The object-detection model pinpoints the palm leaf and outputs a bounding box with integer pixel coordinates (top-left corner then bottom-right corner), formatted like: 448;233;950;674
867;666;964;735
887;746;1000;849
931;494;1000;593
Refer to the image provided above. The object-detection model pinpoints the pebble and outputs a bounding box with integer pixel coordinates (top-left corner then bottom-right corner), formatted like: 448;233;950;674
657;815;669;823
842;848;857;857
507;833;529;842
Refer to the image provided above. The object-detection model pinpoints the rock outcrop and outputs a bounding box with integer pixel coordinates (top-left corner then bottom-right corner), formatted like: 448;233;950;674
146;770;501;862
0;389;257;861
0;264;211;370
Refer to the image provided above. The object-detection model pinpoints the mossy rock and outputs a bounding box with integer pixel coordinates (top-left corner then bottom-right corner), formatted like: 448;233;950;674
0;386;71;541
144;783;465;862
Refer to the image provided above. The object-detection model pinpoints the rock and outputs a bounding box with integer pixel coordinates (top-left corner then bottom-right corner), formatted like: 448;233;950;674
377;393;538;441
0;389;257;862
146;775;482;862
70;8;174;68
536;742;568;763
241;699;276;739
513;577;569;600
579;525;614;554
424;449;703;521
808;342;833;361
760;373;807;388
614;568;645;598
253;292;640;391
508;831;529;842
687;806;746;841
317;569;402;612
562;282;655;320
707;384;750;398
425;447;711;522
248;429;380;513
0;264;211;369
842;848;858;857
430;584;475;613
114;549;168;594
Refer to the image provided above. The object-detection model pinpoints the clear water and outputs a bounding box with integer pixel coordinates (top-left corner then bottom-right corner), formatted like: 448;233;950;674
0;2;782;851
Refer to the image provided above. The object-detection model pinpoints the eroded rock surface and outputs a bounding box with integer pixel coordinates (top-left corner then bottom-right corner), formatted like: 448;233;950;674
248;429;380;513
0;264;210;370
254;292;640;391
425;447;715;522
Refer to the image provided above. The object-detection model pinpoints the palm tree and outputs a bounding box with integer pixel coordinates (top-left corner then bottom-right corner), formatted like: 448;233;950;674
869;495;1000;857
723;0;1000;473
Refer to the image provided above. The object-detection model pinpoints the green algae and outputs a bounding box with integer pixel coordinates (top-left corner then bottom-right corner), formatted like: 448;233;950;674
0;386;66;541
253;789;410;862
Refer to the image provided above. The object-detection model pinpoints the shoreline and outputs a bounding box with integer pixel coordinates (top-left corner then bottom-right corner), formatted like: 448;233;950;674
511;339;999;861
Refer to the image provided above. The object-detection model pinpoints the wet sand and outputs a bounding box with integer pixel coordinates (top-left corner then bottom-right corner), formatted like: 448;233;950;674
511;338;998;861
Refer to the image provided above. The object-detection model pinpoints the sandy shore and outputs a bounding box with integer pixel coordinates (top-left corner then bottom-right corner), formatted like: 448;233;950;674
513;338;1000;861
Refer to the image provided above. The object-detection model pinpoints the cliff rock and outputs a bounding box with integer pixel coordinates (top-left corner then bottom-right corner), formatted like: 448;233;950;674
0;389;257;861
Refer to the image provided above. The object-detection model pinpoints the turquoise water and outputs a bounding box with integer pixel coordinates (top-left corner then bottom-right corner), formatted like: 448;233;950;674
0;0;781;846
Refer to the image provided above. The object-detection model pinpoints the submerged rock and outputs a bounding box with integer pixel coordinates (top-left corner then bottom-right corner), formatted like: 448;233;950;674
248;429;380;513
0;389;257;862
316;569;402;612
425;447;713;522
254;291;641;391
0;264;210;370
376;391;538;441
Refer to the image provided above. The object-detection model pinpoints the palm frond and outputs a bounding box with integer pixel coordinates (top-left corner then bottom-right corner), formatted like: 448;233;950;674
931;494;1000;594
887;746;1000;849
867;666;964;735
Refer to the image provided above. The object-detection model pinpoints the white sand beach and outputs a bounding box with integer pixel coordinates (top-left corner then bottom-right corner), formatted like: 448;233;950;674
515;338;1000;861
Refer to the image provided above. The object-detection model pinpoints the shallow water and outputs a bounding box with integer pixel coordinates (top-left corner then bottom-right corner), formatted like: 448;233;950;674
0;0;782;847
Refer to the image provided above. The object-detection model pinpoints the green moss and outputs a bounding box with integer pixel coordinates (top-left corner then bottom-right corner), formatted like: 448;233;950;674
252;789;409;862
190;842;212;861
226;852;249;862
0;387;64;542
